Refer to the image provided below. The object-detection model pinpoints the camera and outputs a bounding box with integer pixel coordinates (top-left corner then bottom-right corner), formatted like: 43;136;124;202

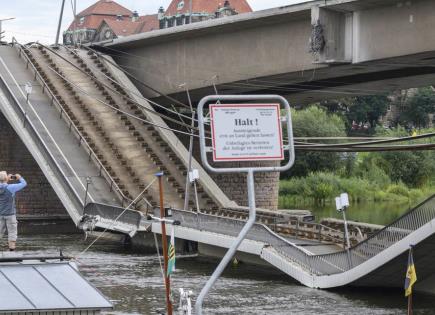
9;175;17;180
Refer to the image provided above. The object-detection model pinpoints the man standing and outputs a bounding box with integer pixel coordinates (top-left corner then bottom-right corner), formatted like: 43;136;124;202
0;171;27;251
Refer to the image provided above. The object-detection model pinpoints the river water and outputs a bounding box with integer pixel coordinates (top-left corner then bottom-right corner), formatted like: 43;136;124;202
15;231;435;315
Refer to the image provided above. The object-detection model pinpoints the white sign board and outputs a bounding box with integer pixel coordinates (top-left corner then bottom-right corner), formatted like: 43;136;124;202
210;104;284;162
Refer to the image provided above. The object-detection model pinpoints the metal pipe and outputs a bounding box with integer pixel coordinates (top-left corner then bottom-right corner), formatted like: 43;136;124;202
342;209;352;268
183;87;195;211
158;173;173;315
195;170;256;314
55;0;66;46
189;0;193;23
83;176;91;210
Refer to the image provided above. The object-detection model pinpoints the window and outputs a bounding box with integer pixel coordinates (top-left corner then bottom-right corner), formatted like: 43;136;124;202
177;1;184;10
79;17;85;25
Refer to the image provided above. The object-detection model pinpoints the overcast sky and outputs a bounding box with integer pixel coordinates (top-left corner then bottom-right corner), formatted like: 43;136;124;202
0;0;310;44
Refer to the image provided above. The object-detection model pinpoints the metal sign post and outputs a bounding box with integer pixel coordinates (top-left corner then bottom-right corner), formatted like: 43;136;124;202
195;95;295;314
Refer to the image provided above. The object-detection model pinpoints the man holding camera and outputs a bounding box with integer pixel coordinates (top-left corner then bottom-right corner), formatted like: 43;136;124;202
0;171;27;251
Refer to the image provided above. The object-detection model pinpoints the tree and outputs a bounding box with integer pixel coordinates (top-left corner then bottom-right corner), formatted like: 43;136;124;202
399;88;435;128
282;106;347;178
346;95;390;132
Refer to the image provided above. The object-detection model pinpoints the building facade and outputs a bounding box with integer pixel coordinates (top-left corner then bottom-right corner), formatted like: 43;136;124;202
63;0;252;45
63;0;157;45
158;0;252;29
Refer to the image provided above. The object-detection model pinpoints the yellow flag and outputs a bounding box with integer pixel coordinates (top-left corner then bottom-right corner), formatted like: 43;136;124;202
404;248;417;297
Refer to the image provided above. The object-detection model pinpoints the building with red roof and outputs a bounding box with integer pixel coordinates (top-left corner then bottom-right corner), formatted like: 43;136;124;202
63;0;252;45
159;0;252;29
64;0;132;44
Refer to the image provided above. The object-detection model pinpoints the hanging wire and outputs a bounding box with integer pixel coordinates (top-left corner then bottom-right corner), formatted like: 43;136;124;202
85;45;192;109
62;45;197;121
38;44;197;128
20;43;435;153
45;63;199;137
95;45;401;96
154;232;166;285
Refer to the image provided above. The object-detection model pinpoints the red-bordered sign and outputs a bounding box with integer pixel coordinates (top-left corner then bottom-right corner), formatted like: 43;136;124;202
210;104;284;162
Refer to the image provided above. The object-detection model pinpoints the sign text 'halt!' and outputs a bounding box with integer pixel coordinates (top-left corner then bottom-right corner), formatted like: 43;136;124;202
210;104;284;162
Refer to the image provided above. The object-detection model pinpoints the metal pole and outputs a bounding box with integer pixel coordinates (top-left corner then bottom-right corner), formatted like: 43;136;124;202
193;180;200;212
55;0;66;46
195;169;257;314
342;208;352;267
183;87;195;210
83;176;91;210
158;173;173;315
408;294;413;315
342;209;351;249
189;0;193;23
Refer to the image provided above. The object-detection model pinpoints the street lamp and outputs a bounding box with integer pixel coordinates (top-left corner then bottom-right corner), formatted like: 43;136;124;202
0;17;15;43
336;192;352;267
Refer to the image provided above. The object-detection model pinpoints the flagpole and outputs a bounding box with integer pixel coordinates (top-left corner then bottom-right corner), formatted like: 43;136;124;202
408;294;412;315
157;172;173;315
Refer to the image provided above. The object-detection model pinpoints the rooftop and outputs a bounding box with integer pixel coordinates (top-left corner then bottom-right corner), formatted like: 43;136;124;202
165;0;252;16
0;262;112;312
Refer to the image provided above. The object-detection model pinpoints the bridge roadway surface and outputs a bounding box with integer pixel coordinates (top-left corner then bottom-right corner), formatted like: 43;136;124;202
96;0;435;106
2;44;435;293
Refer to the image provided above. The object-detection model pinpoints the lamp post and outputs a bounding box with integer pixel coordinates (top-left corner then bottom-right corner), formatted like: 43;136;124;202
0;17;15;43
336;192;352;267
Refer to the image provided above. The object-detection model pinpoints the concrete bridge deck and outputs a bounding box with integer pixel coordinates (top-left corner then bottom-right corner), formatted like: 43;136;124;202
150;195;435;294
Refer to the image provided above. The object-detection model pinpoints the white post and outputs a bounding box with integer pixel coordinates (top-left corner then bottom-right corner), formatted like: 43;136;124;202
195;170;256;315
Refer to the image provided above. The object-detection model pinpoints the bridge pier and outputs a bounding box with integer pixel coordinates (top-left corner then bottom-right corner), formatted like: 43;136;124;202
0;112;77;233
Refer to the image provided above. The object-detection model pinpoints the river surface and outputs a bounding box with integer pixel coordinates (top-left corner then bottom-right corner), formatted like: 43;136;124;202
15;231;435;315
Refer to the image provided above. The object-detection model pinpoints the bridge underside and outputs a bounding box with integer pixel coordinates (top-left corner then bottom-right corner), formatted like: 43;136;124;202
95;0;435;106
150;51;435;107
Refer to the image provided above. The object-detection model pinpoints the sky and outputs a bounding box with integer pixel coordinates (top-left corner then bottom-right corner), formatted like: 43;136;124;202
0;0;310;44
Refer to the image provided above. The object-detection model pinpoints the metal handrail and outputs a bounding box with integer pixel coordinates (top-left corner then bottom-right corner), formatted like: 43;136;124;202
309;194;435;273
170;194;435;275
0;54;83;216
38;42;154;210
14;41;135;208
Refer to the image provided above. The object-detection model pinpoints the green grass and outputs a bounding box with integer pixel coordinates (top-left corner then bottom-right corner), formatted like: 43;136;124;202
279;172;434;209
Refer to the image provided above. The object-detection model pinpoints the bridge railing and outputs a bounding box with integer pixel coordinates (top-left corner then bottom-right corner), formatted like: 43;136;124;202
12;41;141;210
0;56;84;219
307;194;435;274
169;194;435;276
167;208;336;275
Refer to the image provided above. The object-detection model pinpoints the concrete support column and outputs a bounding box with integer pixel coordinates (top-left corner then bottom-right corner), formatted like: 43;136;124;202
311;6;353;63
0;112;66;217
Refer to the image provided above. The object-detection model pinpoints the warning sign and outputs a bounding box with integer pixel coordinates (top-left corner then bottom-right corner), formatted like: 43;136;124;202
210;104;284;162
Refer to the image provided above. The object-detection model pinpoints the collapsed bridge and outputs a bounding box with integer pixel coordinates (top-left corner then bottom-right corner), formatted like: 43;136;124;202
1;40;435;294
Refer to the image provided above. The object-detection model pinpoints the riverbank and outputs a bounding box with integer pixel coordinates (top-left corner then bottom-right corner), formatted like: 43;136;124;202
279;172;434;210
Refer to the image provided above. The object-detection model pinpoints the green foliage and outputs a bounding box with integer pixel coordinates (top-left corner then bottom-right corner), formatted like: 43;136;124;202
282;106;346;178
346;95;390;131
279;172;431;209
399;88;435;128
